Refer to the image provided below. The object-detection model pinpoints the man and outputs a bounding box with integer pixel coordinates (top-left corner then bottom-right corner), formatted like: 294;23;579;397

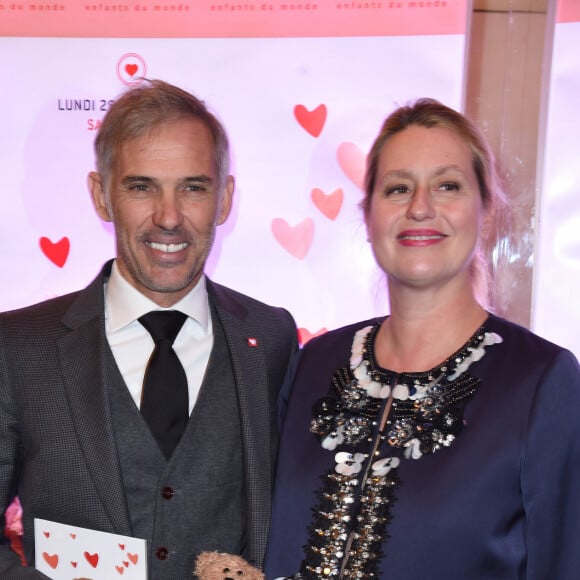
0;80;297;578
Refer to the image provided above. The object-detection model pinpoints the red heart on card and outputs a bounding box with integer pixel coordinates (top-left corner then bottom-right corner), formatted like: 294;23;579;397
311;187;343;220
70;533;76;539
42;552;59;569
71;561;78;568
116;564;125;574
128;553;138;565
84;551;99;568
43;531;50;538
39;236;70;267
123;560;129;567
119;543;125;550
294;104;327;138
298;327;328;345
125;63;138;77
337;142;366;190
271;218;314;260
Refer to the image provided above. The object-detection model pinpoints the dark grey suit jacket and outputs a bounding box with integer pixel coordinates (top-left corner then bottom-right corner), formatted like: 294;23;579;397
0;261;298;578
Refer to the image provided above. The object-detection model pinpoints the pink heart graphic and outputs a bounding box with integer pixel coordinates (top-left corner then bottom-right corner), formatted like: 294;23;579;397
116;564;125;574
271;218;314;260
39;236;70;268
128;553;139;565
311;188;343;220
125;63;138;77
337;142;366;190
42;552;59;570
298;327;328;345
294;104;327;138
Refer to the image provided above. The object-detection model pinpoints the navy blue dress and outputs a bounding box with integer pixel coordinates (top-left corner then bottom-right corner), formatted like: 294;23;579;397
265;314;580;579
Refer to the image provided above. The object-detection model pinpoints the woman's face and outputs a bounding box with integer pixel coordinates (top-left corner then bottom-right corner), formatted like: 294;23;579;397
365;124;489;293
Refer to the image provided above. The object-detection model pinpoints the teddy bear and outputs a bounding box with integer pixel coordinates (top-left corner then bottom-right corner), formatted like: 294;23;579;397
194;551;265;580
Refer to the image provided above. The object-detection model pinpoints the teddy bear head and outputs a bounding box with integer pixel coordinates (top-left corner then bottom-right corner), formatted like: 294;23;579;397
194;551;265;580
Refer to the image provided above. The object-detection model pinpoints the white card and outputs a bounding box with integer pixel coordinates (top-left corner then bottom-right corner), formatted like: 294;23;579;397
34;518;147;579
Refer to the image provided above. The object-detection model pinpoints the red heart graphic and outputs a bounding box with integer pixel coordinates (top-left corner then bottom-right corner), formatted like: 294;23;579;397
271;218;314;260
42;552;59;569
116;564;125;574
70;533;76;539
71;561;77;568
125;63;138;77
43;531;50;538
84;551;99;568
298;327;328;345
128;552;138;565
123;560;129;567
118;543;125;550
311;188;343;220
294;104;327;138
39;236;70;268
337;142;366;190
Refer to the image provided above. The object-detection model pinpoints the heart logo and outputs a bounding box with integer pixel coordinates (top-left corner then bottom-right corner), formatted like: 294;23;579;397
311;188;343;220
39;236;70;268
125;63;138;77
84;551;99;568
128;552;139;565
337;142;366;190
116;564;125;574
271;218;314;260
294;104;327;138
42;552;59;569
43;531;50;538
298;327;328;345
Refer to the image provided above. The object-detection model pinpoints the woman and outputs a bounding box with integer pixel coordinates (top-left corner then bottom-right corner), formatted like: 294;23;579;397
264;99;580;579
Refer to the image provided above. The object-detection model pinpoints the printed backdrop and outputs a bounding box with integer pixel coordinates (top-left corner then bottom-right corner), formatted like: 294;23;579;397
532;0;580;359
0;1;470;342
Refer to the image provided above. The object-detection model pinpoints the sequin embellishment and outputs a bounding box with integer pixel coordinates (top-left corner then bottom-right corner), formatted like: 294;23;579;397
295;323;503;579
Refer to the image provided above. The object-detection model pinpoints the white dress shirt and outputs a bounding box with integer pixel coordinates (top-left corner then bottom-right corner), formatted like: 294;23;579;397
104;261;213;414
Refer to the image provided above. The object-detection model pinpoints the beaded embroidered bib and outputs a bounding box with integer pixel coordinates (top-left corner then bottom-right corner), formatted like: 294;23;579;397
293;322;502;580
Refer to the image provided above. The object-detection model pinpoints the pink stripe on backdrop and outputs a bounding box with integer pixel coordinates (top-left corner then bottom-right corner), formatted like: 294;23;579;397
0;1;468;38
558;0;580;24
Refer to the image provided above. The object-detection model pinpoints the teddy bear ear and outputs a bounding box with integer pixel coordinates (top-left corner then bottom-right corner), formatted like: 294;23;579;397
194;551;218;576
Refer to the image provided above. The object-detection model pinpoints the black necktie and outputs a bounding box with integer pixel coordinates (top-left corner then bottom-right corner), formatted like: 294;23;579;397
139;311;188;459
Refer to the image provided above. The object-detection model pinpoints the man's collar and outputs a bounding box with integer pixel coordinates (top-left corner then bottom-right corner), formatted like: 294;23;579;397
105;260;210;332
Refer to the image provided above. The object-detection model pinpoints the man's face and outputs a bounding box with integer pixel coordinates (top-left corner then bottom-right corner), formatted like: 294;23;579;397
89;118;233;307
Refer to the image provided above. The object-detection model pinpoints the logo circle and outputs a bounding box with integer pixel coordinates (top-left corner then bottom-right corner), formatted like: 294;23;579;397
116;53;147;86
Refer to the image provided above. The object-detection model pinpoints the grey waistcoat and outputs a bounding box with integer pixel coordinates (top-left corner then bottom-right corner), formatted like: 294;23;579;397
108;311;245;579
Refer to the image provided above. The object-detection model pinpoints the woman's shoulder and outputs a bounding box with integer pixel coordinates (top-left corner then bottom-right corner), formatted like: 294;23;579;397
302;317;385;354
289;317;385;386
485;313;579;373
486;313;571;354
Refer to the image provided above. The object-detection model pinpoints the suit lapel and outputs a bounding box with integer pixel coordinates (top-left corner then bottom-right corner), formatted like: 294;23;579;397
207;280;273;564
58;263;132;535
